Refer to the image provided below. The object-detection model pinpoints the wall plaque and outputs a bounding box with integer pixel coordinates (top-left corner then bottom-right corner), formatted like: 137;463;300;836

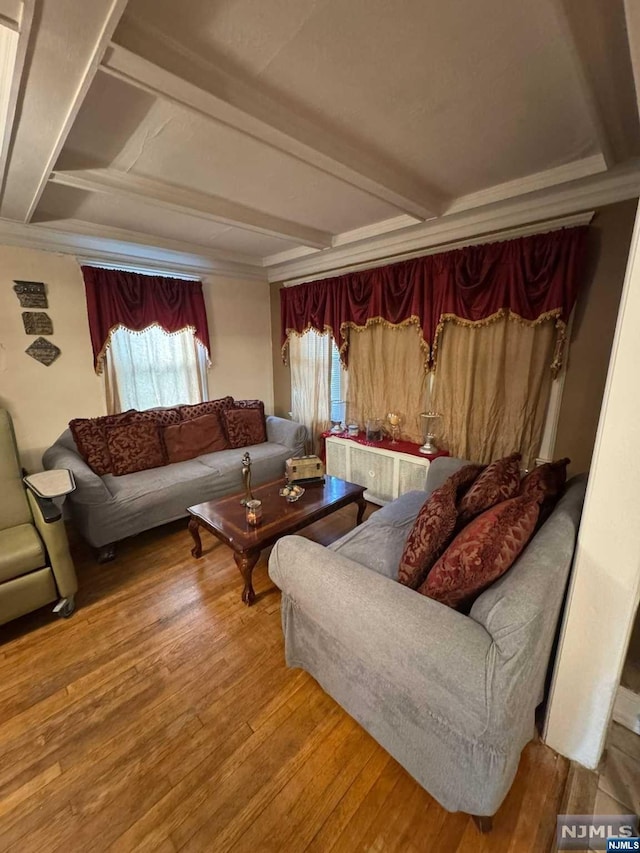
13;281;48;308
22;312;53;335
25;337;61;366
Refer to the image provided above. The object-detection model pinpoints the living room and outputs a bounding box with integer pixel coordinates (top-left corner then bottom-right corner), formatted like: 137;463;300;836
1;1;640;850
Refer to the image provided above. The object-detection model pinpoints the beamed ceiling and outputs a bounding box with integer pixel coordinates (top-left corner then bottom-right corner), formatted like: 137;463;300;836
0;0;639;281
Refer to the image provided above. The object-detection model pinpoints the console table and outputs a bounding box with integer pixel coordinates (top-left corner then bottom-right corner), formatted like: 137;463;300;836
324;433;448;506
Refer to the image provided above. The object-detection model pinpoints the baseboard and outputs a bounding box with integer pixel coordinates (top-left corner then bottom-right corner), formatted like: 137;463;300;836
612;686;640;734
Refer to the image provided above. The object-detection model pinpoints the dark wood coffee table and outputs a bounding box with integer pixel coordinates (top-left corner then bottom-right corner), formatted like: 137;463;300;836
187;476;366;605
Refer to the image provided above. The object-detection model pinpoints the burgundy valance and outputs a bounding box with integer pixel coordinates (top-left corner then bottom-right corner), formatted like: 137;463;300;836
82;266;211;373
281;226;588;374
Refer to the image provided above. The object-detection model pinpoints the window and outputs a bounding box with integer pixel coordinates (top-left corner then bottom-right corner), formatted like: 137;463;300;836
329;340;347;425
105;324;208;413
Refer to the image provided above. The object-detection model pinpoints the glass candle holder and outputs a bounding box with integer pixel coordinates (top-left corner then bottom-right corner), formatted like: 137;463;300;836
246;499;263;526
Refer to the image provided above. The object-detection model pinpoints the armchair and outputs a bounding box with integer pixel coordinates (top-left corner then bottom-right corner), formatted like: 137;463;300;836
0;409;77;626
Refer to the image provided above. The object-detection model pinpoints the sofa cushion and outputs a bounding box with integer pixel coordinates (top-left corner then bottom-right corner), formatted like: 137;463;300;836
222;408;267;448
106;421;166;476
420;494;540;609
398;464;484;589
457;452;522;523
163;413;228;464
179;397;234;423
0;523;45;582
129;407;182;427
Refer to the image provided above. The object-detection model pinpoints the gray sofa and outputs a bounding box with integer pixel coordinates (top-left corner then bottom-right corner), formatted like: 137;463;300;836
268;456;586;821
44;415;306;558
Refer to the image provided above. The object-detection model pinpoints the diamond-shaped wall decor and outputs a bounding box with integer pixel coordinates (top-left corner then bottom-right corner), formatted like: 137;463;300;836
25;337;61;366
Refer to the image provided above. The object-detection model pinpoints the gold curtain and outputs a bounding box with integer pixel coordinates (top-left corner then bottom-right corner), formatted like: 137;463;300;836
431;316;556;468
347;321;428;443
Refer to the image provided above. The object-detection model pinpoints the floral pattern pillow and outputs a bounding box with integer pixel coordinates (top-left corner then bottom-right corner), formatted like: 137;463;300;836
419;494;540;609
520;457;570;503
69;410;135;474
457;452;522;524
221;408;267;448
105;422;166;476
398;464;485;589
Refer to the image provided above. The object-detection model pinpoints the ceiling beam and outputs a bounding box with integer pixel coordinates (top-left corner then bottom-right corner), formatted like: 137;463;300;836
49;168;333;249
0;0;129;223
100;42;445;220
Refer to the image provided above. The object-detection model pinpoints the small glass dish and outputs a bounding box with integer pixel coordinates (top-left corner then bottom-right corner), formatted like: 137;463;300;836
279;484;305;502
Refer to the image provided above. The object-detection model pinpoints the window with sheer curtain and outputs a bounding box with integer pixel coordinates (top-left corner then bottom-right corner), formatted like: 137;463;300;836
104;324;208;414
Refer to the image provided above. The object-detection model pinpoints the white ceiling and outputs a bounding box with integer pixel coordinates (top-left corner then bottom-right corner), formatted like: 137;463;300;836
0;0;639;281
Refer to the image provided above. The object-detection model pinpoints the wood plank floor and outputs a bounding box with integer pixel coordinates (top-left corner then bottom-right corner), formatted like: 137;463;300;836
0;504;568;852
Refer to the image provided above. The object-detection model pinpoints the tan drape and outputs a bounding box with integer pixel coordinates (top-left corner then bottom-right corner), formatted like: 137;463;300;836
289;330;332;453
431;316;556;468
347;322;428;443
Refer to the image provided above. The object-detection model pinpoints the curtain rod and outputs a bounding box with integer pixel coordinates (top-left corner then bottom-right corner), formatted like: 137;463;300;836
76;257;201;281
283;210;595;287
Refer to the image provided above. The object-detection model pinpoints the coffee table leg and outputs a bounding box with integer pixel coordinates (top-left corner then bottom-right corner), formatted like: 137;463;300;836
355;496;366;526
234;550;260;605
188;517;203;558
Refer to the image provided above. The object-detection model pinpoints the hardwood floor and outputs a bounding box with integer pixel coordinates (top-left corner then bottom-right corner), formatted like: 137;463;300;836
0;505;568;852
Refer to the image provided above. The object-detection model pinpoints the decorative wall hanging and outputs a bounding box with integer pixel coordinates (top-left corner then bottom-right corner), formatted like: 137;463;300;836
13;281;48;308
22;312;53;335
25;337;61;366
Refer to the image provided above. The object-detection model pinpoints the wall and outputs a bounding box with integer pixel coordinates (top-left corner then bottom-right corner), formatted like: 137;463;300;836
555;199;637;473
0;244;273;472
270;280;291;418
545;201;640;769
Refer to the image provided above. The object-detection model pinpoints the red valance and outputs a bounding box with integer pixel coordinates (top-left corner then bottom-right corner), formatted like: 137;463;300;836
82;266;211;374
281;226;588;374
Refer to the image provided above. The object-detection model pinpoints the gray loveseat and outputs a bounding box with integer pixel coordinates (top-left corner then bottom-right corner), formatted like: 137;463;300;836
268;456;586;822
44;415;306;559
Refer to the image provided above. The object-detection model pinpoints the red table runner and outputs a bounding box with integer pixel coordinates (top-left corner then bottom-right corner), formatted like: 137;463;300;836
320;430;449;462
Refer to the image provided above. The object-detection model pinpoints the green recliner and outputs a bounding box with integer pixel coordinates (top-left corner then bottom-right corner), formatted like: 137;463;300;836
0;409;77;626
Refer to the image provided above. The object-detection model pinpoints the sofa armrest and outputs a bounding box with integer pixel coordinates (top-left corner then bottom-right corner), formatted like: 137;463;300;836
266;416;307;455
42;443;111;505
27;491;78;598
269;535;494;736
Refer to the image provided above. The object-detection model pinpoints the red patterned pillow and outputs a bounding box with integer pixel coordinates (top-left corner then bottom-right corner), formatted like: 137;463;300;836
520;458;570;503
163;413;229;463
398;464;485;589
129;407;182;427
179;397;234;422
419;494;540;609
69;410;135;474
221;408;267;448
457;453;522;524
105;422;166;476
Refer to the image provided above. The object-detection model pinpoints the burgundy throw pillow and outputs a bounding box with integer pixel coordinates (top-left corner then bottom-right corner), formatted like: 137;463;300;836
398;464;485;589
419;494;540;609
105;421;166;476
163;413;229;464
520;458;570;503
69;410;135;474
457;452;522;524
179;397;234;422
222;408;267;448
129;407;182;427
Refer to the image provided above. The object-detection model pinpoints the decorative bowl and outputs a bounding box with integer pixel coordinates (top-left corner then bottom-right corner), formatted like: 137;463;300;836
279;484;305;502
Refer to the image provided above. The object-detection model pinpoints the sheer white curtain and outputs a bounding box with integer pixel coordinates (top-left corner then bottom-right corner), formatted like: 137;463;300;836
104;324;208;414
289;330;332;453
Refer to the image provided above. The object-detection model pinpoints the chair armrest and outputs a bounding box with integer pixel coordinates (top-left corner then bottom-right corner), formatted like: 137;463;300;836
269;535;495;737
42;443;111;505
29;494;61;523
266;416;307;455
26;491;78;598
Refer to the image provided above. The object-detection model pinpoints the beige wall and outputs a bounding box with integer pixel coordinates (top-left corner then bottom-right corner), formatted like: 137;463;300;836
270;280;291;418
0;245;273;472
555;198;638;473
